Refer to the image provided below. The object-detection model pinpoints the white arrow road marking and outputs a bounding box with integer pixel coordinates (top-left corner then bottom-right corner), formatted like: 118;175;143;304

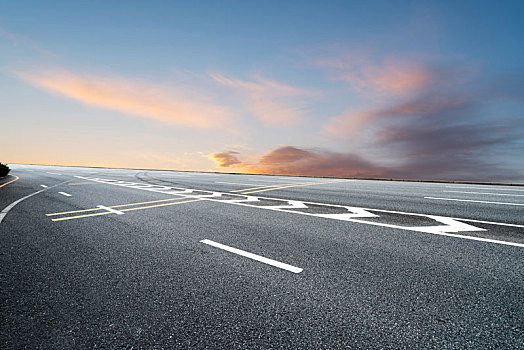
220;195;261;203
260;200;309;210
317;207;378;220
163;189;195;195
74;176;524;247
411;216;485;234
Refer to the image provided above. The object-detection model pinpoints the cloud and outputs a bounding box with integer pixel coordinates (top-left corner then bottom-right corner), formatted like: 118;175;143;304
210;143;522;182
322;63;524;181
210;146;386;178
208;151;242;168
316;54;436;95
210;73;312;127
325;92;472;136
15;68;236;130
0;25;58;58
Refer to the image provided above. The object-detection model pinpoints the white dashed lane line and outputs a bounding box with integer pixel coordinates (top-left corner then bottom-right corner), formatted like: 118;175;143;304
1;180;71;223
200;239;303;273
58;192;72;197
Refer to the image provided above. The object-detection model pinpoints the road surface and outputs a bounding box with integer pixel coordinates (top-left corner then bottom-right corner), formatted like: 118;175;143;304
1;164;522;348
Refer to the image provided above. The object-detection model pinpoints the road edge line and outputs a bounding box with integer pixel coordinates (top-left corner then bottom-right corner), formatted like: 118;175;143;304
0;175;19;189
0;180;70;223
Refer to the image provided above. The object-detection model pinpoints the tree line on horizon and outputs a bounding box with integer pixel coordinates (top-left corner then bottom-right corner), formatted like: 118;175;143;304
0;163;10;177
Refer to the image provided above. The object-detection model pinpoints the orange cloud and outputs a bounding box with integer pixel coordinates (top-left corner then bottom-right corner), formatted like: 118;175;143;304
208;151;242;168
317;55;433;95
16;69;235;130
210;73;312;127
209;146;385;177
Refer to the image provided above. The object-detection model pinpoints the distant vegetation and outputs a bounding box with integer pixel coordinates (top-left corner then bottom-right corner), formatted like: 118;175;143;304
0;163;10;177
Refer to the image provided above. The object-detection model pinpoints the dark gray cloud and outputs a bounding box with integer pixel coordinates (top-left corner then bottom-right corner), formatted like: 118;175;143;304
325;64;524;181
252;146;385;177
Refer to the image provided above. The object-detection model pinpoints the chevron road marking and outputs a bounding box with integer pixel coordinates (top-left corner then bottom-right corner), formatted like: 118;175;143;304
69;176;524;247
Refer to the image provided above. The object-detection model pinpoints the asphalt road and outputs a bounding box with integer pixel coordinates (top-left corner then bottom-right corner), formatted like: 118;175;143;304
1;164;523;349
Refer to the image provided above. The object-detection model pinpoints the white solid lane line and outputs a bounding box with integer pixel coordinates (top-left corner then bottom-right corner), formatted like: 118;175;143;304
444;190;524;197
200;239;303;273
97;205;125;215
76;176;524;246
40;185;48;188
58;192;72;197
47;172;62;175
425;197;524;206
445;185;524;192
455;218;524;229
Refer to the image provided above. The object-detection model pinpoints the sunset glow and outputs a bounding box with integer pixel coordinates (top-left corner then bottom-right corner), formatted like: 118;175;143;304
1;1;523;182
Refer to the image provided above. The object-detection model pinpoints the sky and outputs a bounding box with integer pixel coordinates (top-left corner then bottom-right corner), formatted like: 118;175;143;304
1;0;523;182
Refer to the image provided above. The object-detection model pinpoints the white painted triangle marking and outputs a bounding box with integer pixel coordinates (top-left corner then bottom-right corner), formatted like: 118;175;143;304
412;216;486;234
262;200;309;209
317;207;378;219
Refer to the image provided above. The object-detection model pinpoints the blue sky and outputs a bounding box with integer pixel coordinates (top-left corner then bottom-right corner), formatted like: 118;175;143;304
1;1;523;181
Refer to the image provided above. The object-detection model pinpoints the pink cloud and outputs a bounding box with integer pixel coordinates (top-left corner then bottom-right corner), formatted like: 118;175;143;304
210;73;313;127
324;90;471;137
15;68;236;130
317;54;433;95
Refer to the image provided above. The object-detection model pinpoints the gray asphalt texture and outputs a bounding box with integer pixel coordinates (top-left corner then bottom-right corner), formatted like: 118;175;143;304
1;164;522;349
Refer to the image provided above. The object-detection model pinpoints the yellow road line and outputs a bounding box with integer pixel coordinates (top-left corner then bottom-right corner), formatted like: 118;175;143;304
52;211;113;222
47;207;102;216
49;179;351;221
51;198;203;221
119;198;204;212
46;196;193;216
241;179;352;194
230;182;312;192
0;175;19;189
